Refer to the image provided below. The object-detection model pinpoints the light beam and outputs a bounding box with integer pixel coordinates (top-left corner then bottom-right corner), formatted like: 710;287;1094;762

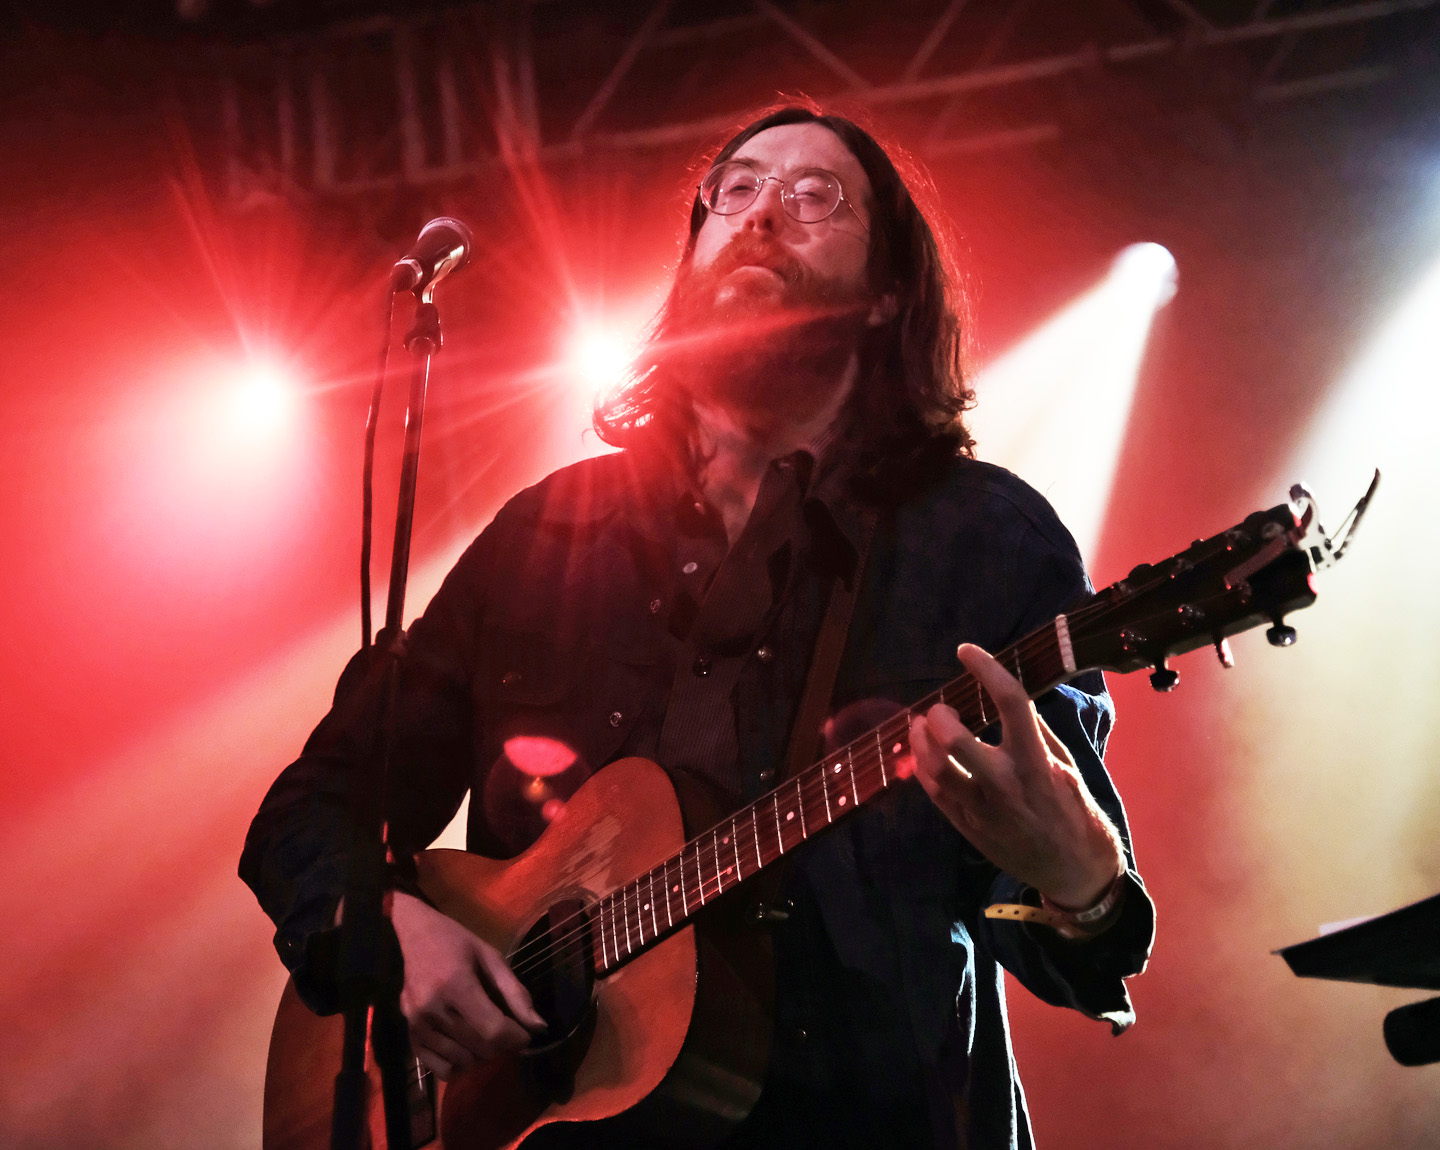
968;243;1177;562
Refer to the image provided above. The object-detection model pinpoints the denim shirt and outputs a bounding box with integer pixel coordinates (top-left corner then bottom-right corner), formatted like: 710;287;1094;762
240;448;1154;1150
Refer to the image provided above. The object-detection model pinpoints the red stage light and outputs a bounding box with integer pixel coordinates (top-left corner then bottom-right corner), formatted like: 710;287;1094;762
566;322;637;396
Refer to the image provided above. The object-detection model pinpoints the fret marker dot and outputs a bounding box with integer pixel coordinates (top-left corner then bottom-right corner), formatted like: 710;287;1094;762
724;866;733;875
892;742;903;754
786;811;794;821
838;796;847;807
672;885;679;893
722;836;730;845
643;904;650;911
833;764;842;773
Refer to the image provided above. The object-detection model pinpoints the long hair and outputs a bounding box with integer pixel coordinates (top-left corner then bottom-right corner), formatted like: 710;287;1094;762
594;102;975;499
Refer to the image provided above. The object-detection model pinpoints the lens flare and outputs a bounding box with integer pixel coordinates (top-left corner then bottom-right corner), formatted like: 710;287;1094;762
503;735;579;778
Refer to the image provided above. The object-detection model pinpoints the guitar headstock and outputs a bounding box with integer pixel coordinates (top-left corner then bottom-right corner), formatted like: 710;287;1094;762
1069;502;1320;691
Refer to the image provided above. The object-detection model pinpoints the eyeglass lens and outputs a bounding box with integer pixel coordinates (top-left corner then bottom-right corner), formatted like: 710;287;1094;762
701;162;842;223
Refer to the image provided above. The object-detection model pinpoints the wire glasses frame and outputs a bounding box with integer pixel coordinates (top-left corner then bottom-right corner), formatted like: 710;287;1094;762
697;160;868;232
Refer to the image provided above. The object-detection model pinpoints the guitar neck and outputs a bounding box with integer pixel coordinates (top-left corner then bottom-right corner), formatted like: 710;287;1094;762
590;615;1079;975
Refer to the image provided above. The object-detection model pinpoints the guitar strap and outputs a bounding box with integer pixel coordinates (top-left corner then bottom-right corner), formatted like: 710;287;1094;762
781;506;877;782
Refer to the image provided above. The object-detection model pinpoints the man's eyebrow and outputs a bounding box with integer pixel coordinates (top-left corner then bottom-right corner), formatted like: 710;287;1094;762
729;155;849;178
729;153;773;172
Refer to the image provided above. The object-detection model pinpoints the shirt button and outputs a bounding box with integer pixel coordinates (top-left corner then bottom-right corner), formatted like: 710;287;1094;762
759;768;775;783
649;597;662;614
693;500;705;514
608;711;623;727
693;655;712;677
501;670;522;687
682;561;699;575
756;645;773;663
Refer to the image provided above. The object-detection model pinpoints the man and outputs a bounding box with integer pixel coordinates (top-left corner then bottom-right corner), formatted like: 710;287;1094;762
242;104;1154;1149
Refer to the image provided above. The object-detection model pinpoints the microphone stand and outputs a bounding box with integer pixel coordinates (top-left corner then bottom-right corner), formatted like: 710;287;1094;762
331;288;446;1150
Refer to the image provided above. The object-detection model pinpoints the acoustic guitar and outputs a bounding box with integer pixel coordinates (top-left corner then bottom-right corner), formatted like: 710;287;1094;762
262;480;1372;1149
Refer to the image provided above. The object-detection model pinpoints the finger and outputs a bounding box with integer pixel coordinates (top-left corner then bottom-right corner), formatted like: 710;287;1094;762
444;975;534;1055
473;942;548;1033
408;1021;473;1080
921;701;972;749
955;643;1049;768
910;713;989;832
413;1047;455;1081
909;714;969;794
922;701;1004;786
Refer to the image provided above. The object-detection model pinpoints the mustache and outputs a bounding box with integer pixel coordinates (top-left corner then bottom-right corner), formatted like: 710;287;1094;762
703;231;804;284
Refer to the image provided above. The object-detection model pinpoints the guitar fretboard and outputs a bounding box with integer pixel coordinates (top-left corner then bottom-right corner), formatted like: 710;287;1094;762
590;614;1078;974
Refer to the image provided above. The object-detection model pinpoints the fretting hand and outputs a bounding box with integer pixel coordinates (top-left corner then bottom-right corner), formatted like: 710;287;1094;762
909;643;1125;910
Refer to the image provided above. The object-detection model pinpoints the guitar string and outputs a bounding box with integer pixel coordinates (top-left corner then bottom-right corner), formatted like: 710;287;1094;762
508;680;1049;981
502;670;962;979
501;557;1213;979
502;616;1096;980
505;705;917;972
505;725;903;981
501;610;1119;980
501;613;1074;979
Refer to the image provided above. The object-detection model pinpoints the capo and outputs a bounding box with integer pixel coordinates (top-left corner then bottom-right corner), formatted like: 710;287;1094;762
1288;468;1381;572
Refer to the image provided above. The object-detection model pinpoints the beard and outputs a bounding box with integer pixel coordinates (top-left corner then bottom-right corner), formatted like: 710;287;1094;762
661;231;875;423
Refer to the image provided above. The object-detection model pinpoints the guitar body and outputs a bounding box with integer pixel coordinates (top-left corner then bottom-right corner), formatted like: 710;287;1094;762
263;757;774;1150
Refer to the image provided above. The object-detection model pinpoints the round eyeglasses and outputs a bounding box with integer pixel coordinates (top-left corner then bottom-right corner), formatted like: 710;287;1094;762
698;161;867;230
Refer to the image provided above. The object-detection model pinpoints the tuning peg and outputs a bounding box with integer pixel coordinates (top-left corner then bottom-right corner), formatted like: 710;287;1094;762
1213;635;1235;668
1149;659;1180;692
1266;616;1298;647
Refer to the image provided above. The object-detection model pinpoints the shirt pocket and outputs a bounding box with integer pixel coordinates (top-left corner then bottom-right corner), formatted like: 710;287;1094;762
474;627;661;772
484;632;574;707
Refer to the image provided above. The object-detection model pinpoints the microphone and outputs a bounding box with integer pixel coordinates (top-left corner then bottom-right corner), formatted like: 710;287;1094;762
391;217;474;295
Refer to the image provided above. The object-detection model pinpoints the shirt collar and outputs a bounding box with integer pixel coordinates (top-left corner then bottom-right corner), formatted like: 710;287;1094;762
624;419;868;570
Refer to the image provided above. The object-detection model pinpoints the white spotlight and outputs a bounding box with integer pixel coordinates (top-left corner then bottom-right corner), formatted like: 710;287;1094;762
228;359;297;435
1112;243;1179;309
968;244;1178;562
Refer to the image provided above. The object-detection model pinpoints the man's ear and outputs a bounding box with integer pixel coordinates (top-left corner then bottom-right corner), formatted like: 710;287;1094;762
866;293;899;327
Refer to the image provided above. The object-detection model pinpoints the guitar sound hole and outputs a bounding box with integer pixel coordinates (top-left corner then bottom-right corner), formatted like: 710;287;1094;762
513;898;596;1055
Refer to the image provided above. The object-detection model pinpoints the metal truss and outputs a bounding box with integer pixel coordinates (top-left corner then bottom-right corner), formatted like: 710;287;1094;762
210;0;1440;205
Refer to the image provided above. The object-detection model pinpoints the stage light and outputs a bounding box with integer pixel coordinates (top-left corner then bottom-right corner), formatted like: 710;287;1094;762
567;322;637;396
166;353;306;515
226;358;297;436
968;243;1177;562
537;306;656;472
1111;242;1179;308
100;348;313;587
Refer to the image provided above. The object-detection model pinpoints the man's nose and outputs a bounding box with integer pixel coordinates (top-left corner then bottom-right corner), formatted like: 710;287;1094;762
739;177;786;232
